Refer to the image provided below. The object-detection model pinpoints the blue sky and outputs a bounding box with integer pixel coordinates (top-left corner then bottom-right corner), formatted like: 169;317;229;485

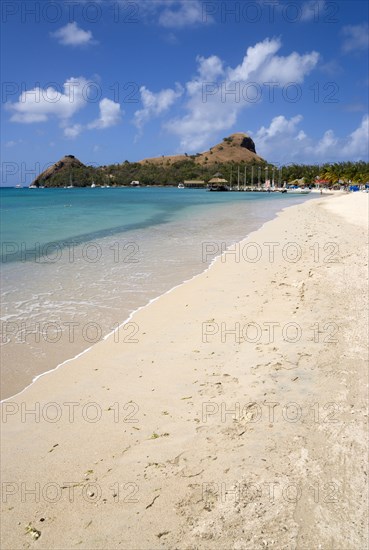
1;0;368;185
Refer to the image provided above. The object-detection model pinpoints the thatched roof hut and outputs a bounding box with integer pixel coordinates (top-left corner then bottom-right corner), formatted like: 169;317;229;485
208;177;229;184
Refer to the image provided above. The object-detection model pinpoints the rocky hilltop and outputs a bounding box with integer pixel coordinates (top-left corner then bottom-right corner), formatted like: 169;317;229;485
31;133;265;187
140;133;262;166
32;155;88;187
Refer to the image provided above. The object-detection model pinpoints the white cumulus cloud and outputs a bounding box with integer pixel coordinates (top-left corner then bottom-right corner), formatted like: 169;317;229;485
254;114;303;142
134;85;183;129
64;99;122;138
229;38;319;84
6;77;90;123
63;124;84;139
6;76;122;137
196;55;224;81
250;114;369;163
51;22;96;47
88;98;122;129
342;115;369;157
164;38;319;152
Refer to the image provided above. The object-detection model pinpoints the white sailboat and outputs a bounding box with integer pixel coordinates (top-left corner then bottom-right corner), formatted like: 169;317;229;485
67;174;74;188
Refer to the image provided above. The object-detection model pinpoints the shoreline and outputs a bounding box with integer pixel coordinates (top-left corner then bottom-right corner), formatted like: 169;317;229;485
0;244;231;404
1;193;317;402
1;192;368;549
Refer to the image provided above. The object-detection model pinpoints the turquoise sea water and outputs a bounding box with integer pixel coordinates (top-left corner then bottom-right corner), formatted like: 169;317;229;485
1;187;309;260
0;187;314;399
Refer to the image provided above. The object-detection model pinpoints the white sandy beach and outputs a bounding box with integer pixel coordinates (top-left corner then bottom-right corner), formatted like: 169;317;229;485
1;193;368;549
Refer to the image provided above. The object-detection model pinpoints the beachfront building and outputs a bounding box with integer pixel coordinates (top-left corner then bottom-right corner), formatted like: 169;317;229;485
183;180;207;189
208;176;229;188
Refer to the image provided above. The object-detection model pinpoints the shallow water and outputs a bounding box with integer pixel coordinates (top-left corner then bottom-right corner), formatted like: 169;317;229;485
0;187;313;399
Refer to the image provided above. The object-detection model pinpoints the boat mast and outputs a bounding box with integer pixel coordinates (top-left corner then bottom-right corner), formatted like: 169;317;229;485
244;166;246;191
237;166;240;191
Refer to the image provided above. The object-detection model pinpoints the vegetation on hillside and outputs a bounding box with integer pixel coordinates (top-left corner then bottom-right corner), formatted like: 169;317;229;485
38;159;267;187
37;159;369;188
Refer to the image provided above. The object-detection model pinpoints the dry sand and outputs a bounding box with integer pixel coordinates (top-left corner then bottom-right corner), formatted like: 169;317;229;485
1;193;368;550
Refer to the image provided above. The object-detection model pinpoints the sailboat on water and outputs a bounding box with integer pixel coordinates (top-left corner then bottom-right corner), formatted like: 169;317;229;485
67;173;74;188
